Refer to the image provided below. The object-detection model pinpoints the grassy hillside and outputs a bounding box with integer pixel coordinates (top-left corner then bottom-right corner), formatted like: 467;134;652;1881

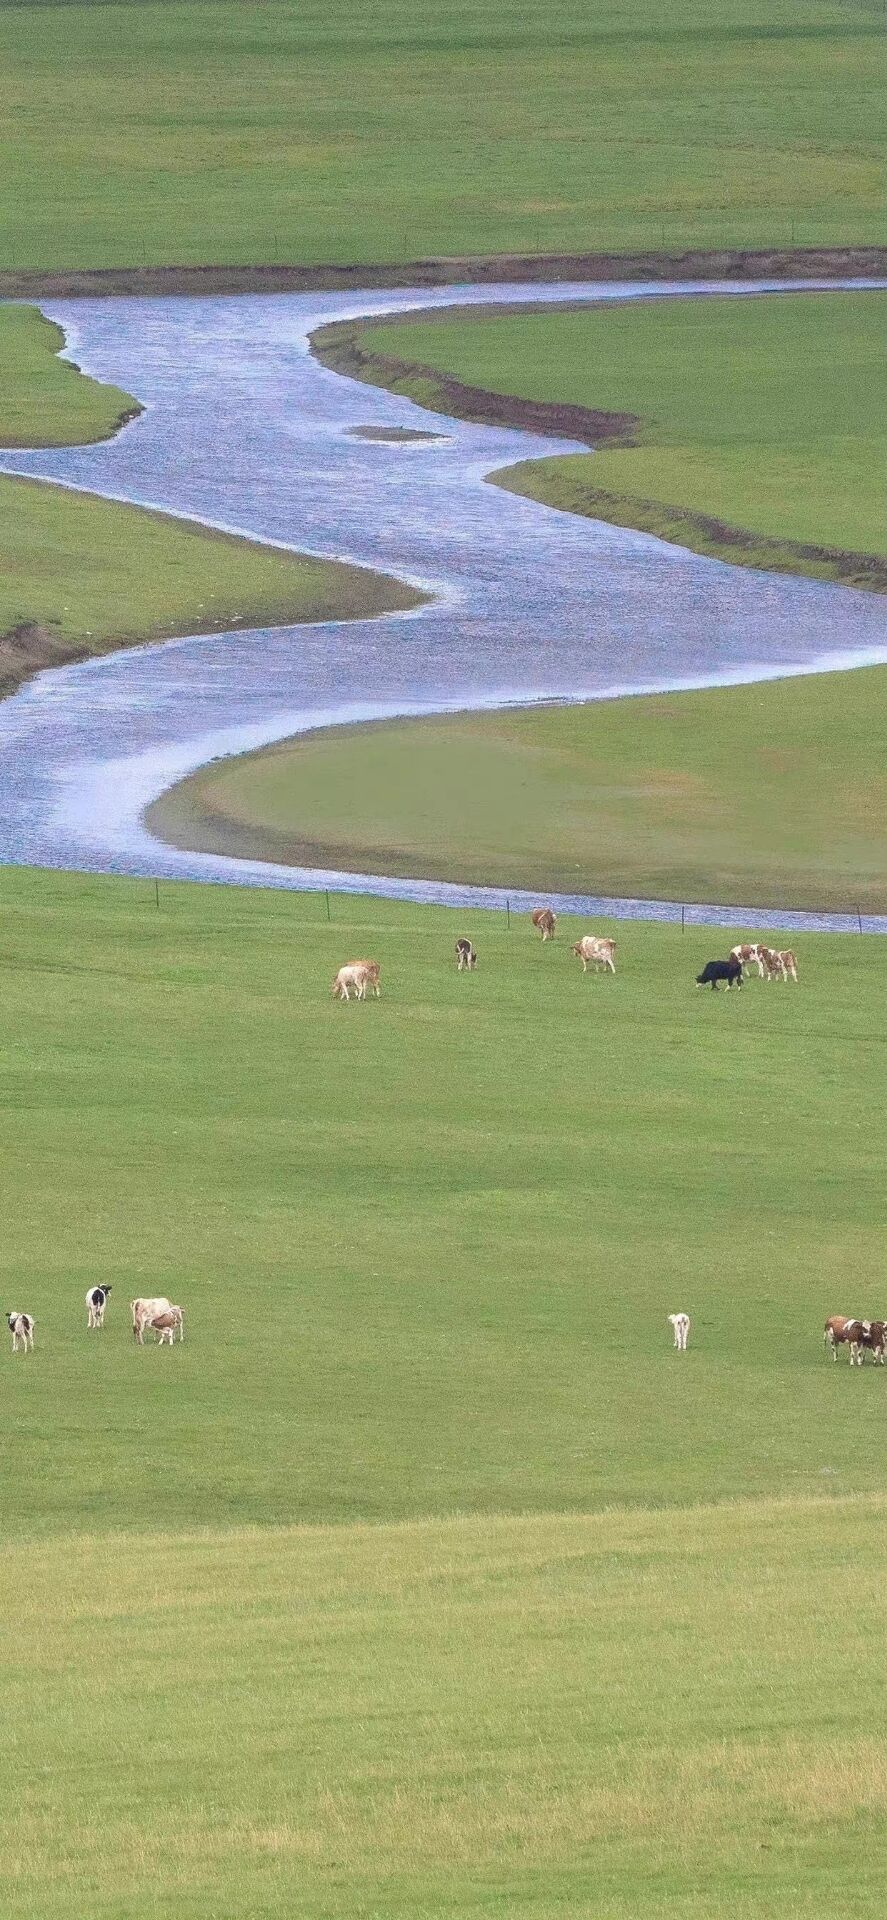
149;667;887;914
0;1;883;271
0;305;423;695
344;291;887;580
1;866;885;1916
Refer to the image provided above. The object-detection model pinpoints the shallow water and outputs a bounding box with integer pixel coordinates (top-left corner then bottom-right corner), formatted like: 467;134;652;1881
0;277;885;933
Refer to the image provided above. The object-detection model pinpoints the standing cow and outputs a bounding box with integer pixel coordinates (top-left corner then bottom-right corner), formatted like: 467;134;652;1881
696;959;743;991
571;936;616;975
531;908;557;941
668;1312;690;1351
455;938;477;971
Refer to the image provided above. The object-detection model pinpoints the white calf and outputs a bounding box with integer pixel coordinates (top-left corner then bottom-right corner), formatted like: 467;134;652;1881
668;1312;690;1351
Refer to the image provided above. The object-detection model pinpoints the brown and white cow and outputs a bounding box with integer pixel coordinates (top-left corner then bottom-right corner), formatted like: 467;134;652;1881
149;1306;185;1347
571;935;616;975
455;938;477;971
131;1296;172;1344
531;908;557;941
729;943;767;979
846;1319;886;1367
760;947;799;983
824;1315;852;1360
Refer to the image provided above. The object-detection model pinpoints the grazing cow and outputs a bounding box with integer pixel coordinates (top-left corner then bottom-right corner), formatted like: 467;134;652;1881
131;1296;172;1344
824;1315;852;1360
86;1284;112;1329
846;1319;886;1367
8;1312;34;1353
775;949;799;983
571;935;616;975
531;908;557;941
332;960;381;1001
455;938;477;971
149;1306;184;1347
696;959;743;991
668;1312;690;1351
729;943;767;978
861;1321;887;1364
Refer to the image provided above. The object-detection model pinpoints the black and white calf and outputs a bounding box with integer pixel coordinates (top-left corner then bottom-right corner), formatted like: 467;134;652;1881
696;959;743;991
455;938;477;971
8;1312;34;1353
86;1284;112;1329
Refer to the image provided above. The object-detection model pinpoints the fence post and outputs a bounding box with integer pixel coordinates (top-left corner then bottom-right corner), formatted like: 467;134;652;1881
681;904;685;934
857;906;863;935
154;878;160;911
506;898;511;931
325;890;331;923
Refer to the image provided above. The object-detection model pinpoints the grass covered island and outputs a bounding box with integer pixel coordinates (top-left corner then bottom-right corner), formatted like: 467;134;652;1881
314;289;887;587
150;667;887;915
0;306;425;698
1;867;885;1917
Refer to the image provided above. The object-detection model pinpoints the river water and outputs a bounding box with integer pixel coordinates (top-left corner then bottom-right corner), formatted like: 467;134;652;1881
1;278;885;932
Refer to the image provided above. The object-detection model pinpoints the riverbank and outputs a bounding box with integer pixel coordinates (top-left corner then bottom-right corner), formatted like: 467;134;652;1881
311;289;886;592
0;306;427;701
146;665;887;917
0;475;427;702
2;246;885;303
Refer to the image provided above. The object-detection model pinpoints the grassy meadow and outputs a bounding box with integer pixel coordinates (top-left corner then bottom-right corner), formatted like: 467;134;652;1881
150;667;887;914
0;304;422;694
349;290;887;576
0;0;883;272
0;865;885;1914
4;1502;887;1919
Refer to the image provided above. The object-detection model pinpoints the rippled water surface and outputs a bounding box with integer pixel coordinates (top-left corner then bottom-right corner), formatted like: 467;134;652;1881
1;277;885;931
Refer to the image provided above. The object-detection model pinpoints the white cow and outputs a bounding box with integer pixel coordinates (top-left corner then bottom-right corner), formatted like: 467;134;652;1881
668;1312;690;1351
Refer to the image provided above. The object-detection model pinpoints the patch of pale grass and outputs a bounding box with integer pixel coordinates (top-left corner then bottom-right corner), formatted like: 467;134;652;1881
2;1498;887;1915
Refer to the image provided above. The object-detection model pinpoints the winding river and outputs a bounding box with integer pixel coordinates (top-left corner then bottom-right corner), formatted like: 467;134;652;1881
1;277;886;933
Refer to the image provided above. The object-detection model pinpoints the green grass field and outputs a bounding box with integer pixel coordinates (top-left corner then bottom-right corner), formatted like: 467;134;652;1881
150;666;887;914
0;304;423;694
1;866;885;1914
345;291;887;577
0;0;883;271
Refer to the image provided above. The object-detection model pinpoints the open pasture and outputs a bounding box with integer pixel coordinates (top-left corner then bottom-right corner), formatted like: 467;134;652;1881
1;866;885;1534
0;0;883;272
3;1500;887;1919
1;866;885;1914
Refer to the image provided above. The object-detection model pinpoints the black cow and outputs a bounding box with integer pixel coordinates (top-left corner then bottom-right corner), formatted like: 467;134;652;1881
696;959;743;991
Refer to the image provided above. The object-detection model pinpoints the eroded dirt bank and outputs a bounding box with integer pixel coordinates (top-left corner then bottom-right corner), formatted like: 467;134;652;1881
1;246;884;300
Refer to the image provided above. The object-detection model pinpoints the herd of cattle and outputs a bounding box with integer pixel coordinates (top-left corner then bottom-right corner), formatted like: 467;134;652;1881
330;913;800;999
6;914;809;1358
7;1289;185;1354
